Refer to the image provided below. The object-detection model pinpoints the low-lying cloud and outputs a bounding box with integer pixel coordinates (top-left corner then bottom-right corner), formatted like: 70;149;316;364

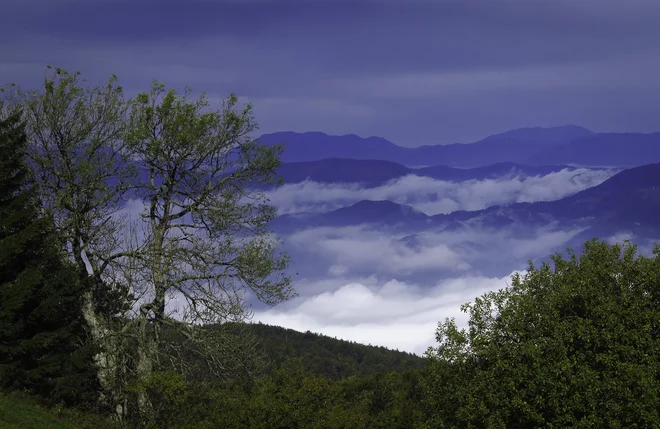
253;227;659;355
267;169;615;216
284;223;587;281
254;273;520;355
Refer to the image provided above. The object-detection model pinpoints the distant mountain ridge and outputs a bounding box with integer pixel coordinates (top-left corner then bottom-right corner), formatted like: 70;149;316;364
430;162;660;231
259;126;660;168
273;158;583;187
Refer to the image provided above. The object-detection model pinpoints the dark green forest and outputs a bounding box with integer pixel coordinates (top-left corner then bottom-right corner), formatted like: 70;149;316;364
2;70;660;428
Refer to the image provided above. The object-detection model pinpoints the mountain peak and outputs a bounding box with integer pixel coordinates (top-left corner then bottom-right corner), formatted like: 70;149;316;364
480;125;593;143
329;200;427;222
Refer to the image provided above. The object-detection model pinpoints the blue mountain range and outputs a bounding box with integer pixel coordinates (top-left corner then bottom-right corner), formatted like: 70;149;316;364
273;158;583;187
259;126;660;168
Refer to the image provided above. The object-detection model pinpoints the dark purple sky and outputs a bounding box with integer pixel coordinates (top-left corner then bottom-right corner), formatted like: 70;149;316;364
2;0;659;146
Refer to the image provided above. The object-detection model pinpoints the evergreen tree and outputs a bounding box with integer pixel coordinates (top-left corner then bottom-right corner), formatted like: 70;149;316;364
0;110;98;408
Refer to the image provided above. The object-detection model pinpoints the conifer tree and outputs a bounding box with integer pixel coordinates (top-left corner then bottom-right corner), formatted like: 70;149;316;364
0;110;98;407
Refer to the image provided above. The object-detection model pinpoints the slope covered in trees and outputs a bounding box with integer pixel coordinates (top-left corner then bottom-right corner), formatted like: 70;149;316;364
223;322;425;379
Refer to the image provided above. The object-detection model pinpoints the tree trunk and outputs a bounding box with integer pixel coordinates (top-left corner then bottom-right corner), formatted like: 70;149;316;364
80;288;126;421
135;305;157;424
73;240;126;422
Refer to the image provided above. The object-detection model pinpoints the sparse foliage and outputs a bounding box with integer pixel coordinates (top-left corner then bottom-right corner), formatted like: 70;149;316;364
4;67;140;418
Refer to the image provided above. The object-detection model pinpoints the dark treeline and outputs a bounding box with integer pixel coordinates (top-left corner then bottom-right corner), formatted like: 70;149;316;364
1;70;660;428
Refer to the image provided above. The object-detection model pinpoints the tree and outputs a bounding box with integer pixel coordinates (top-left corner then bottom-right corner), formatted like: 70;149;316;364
4;67;137;418
0;110;98;408
3;69;295;424
122;81;295;420
423;239;660;428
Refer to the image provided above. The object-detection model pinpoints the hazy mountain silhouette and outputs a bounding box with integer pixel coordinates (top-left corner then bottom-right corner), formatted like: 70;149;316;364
276;158;411;186
414;162;581;182
326;200;429;226
271;200;431;232
259;125;593;167
273;158;581;187
416;125;593;167
258;132;404;162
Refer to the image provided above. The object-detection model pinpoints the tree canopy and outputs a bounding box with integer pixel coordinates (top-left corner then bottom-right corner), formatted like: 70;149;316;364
423;239;660;428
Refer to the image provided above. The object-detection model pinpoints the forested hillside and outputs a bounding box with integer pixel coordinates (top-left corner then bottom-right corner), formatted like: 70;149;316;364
233;322;425;379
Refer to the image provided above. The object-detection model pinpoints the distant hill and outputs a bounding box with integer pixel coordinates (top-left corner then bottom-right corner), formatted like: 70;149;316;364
532;162;660;225
270;200;431;232
276;158;411;186
180;322;425;380
527;132;660;167
258;131;405;162
434;163;660;230
326;200;428;226
259;126;594;167
272;158;580;187
414;162;579;182
243;322;425;379
416;125;594;167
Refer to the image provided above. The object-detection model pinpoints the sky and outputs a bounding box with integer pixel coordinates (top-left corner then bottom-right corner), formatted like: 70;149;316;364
2;0;660;146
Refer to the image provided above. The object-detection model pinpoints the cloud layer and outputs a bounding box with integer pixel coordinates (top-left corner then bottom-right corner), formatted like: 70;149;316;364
100;170;660;354
267;169;615;216
284;223;587;281
254;273;519;355
254;227;660;355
